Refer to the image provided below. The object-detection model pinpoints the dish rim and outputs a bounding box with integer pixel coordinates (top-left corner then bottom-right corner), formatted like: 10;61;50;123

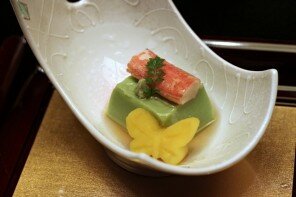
10;0;278;175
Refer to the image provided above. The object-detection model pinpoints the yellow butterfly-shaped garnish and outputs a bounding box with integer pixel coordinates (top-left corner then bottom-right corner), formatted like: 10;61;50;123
126;108;199;165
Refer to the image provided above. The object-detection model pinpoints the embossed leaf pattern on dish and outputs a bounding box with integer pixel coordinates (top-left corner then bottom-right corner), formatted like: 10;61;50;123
11;0;277;174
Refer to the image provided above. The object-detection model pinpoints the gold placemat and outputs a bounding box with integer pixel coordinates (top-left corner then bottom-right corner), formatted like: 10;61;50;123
14;91;295;196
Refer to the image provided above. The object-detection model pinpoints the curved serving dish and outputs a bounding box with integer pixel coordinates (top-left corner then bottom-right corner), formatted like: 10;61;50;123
11;0;278;175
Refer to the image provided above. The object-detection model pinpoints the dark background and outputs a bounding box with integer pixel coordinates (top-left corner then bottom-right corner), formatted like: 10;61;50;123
173;0;296;43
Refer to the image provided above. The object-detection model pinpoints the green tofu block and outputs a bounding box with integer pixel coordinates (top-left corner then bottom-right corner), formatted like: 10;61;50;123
107;77;215;132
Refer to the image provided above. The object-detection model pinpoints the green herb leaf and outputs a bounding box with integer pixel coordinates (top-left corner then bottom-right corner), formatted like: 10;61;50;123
143;86;153;98
155;77;164;83
145;78;154;85
147;57;164;70
151;88;159;95
135;56;165;99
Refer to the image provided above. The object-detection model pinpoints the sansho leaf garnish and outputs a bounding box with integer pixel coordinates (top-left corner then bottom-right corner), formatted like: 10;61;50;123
136;56;165;98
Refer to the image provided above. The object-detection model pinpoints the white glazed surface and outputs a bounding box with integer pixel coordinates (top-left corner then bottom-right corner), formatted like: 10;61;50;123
11;0;278;175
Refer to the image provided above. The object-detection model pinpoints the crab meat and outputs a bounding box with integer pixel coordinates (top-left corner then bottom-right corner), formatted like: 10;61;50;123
127;49;200;105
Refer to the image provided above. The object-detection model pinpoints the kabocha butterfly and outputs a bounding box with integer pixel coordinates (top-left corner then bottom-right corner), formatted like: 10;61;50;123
126;108;200;165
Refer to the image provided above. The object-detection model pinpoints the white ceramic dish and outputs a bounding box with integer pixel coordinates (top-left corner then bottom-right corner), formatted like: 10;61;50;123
11;0;278;175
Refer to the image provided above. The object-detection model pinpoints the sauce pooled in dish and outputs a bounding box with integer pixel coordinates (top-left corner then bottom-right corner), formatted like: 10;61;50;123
107;49;215;165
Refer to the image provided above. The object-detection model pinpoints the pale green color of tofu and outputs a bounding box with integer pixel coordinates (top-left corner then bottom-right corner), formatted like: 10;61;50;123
107;77;215;131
